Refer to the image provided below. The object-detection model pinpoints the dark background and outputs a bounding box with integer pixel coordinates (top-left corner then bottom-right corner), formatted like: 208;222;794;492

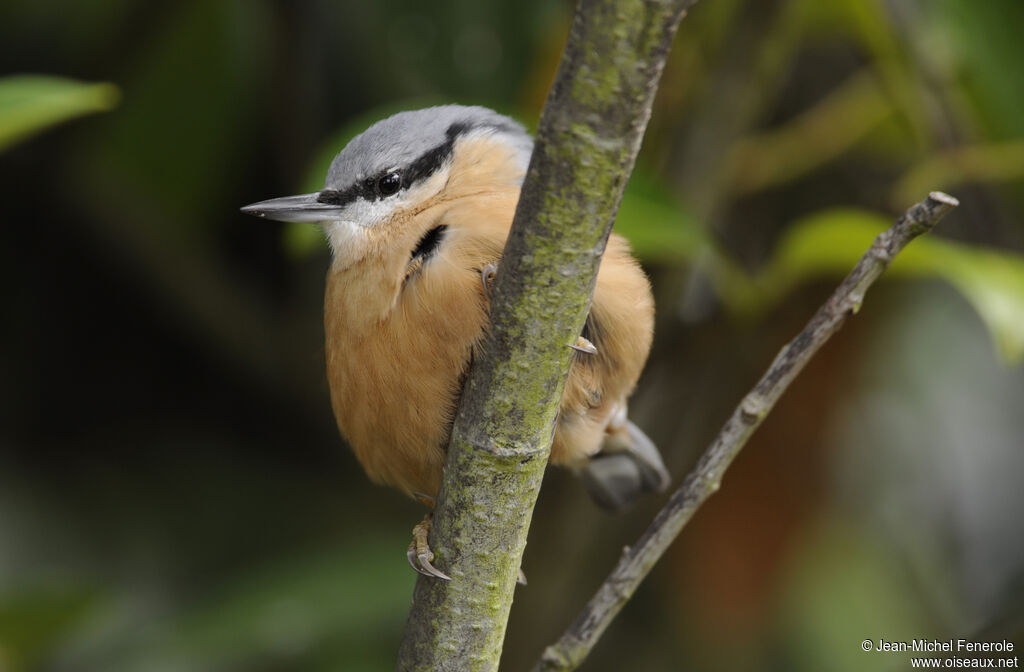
2;1;1023;670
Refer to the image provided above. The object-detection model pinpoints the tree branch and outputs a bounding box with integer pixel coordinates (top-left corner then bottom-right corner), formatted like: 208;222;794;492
396;0;699;669
535;191;960;672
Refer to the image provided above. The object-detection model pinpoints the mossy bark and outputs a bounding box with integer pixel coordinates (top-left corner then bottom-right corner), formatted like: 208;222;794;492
396;0;699;669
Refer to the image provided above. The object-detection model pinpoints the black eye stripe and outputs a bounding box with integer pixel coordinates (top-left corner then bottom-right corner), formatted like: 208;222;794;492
316;187;356;206
317;183;369;206
317;122;481;207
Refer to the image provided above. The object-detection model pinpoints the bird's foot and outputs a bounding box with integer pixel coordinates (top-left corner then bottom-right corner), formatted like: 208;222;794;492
407;491;525;585
569;335;598;355
480;263;498;297
407;512;452;581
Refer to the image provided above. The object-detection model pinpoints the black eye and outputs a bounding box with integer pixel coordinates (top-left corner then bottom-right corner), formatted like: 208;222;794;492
376;171;402;197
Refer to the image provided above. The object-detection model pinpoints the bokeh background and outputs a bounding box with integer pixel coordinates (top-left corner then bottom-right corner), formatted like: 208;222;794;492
2;0;1023;670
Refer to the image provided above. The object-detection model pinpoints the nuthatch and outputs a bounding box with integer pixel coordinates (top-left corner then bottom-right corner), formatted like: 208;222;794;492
243;105;670;579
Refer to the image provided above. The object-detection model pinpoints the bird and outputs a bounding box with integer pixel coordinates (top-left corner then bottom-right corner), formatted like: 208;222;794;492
242;105;670;580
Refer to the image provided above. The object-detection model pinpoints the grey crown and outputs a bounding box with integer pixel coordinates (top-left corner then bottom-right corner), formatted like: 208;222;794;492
324;105;533;192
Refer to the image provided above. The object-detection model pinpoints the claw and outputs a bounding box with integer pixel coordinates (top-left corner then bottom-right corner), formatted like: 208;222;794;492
569;335;598;355
480;263;498;297
408;512;452;582
407;543;435;577
418;552;453;581
517;568;528;586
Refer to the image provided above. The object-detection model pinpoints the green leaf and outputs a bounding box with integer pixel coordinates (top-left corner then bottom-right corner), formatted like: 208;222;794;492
0;75;119;152
751;209;1024;363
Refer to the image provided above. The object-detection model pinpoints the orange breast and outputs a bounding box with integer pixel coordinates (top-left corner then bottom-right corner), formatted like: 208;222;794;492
323;190;511;497
322;136;654;499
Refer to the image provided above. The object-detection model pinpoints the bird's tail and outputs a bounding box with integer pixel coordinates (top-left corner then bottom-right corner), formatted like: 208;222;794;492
579;412;671;512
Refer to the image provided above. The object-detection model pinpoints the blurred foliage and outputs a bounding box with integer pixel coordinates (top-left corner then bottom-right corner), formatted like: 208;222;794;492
2;0;1024;671
0;75;118;151
0;583;98;671
776;520;933;672
751;210;1024;362
84;537;413;672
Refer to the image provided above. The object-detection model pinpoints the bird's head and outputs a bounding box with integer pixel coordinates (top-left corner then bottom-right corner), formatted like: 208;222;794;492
241;105;533;268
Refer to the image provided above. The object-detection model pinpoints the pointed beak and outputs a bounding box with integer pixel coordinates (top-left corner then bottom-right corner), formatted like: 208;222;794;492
240;192;344;223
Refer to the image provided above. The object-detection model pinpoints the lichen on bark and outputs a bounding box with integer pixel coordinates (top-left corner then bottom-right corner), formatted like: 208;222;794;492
396;1;699;670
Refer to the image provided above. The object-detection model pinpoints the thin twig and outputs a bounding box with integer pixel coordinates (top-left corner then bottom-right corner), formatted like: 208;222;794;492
535;192;960;672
